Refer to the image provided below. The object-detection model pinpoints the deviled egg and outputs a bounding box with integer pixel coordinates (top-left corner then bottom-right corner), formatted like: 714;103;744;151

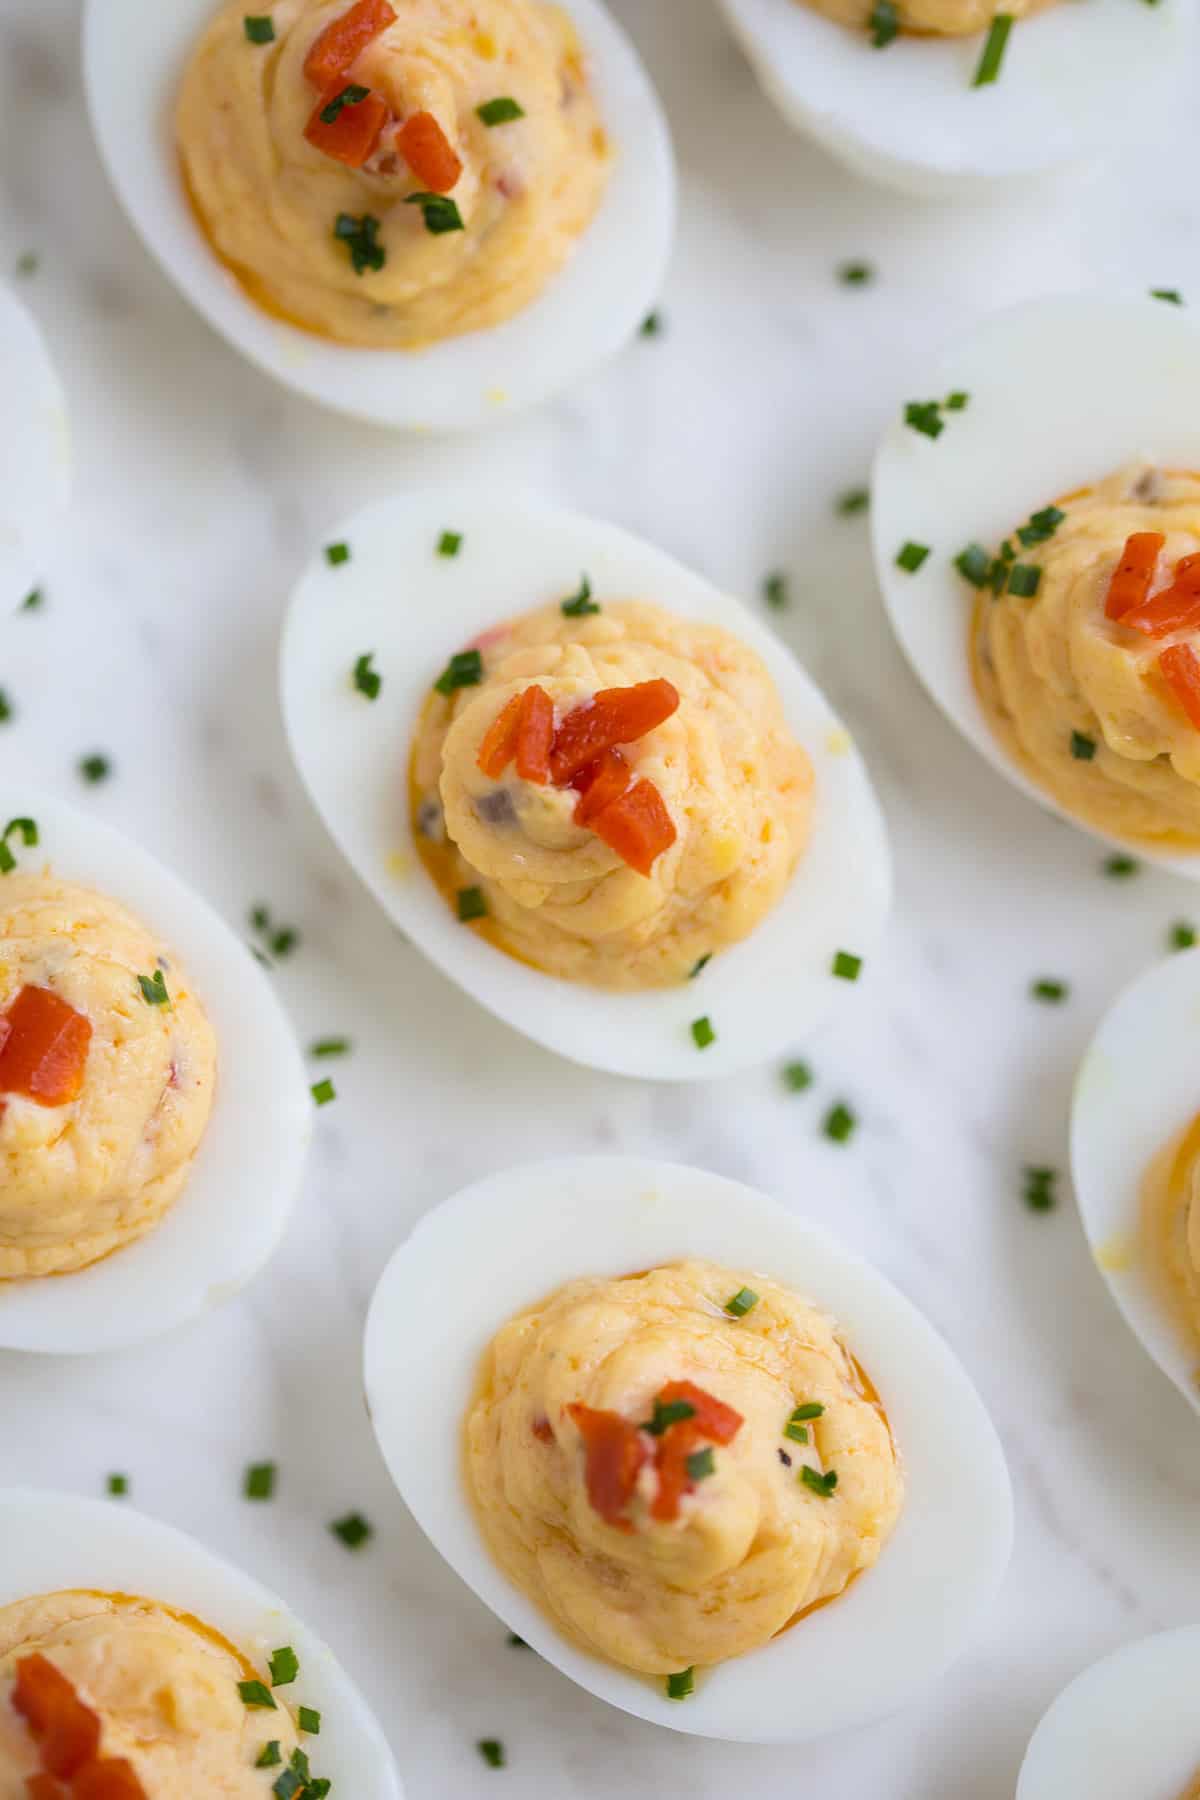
280;490;891;1080
363;1156;1013;1742
873;293;1200;877
82;0;674;430
716;0;1191;198
0;1487;401;1798
0;785;311;1353
1071;943;1200;1421
0;285;69;609
1017;1626;1200;1800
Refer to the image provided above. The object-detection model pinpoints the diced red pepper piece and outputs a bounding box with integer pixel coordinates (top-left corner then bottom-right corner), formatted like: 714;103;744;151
656;1380;744;1445
589;779;676;878
0;987;93;1107
572;748;630;827
304;84;390;167
1118;583;1200;639
303;0;396;88
26;1776;67;1800
1173;552;1200;591
12;1656;77;1739
1159;643;1200;731
514;686;554;785
396;111;463;195
69;1761;147;1800
650;1419;701;1523
549;680;680;784
567;1403;647;1531
13;1657;101;1781
476;694;523;779
1105;531;1165;621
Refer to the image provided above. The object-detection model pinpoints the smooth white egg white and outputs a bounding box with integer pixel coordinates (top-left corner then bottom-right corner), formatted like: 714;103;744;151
363;1155;1013;1743
280;489;892;1081
872;292;1200;879
715;0;1190;198
0;784;312;1353
81;0;674;431
1070;945;1200;1422
0;1488;402;1798
0;286;69;608
1018;1625;1200;1799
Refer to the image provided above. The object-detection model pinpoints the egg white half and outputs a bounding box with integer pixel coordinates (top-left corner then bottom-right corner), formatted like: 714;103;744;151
872;292;1200;878
0;1488;402;1798
716;0;1190;198
81;0;674;432
0;784;312;1353
1070;944;1200;1422
0;286;69;608
363;1155;1013;1743
280;488;892;1081
1018;1625;1200;1799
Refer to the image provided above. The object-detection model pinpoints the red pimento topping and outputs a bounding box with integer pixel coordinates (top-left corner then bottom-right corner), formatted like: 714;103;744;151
1105;531;1166;621
566;1403;647;1532
572;747;630;827
588;780;676;879
1120;551;1200;638
568;1383;745;1529
1159;642;1200;731
0;987;92;1108
70;1761;147;1800
513;685;554;785
655;1380;744;1445
396;110;463;194
304;84;390;167
477;693;523;780
549;680;680;784
303;0;396;88
26;1775;67;1800
12;1657;148;1800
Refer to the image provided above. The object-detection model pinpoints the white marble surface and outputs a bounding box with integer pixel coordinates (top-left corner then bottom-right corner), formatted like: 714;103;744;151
2;2;1200;1794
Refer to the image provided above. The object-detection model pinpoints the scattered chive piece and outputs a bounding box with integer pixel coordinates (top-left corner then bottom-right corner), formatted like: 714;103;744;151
1023;1165;1057;1212
434;648;484;697
724;1286;759;1318
1007;563;1041;598
0;691;12;725
334;211;385;274
782;1060;813;1092
691;1015;716;1049
437;530;462;557
405;191;465;235
561;574;599;617
457;885;487;923
896;541;931;573
273;1771;304;1800
972;12;1013;86
640;309;664;337
137;970;170;1007
270;927;299;959
78;754;112;784
477;1740;506;1768
298;1707;321;1735
792;1402;825;1421
311;1079;336;1106
310;1037;351;1058
353;651;382;700
800;1465;839;1499
330;1511;372;1549
245;1461;276;1500
1170;921;1197;951
945;391;970;412
257;1742;283;1768
507;1634;529;1648
269;1647;299;1688
763;570;788;609
14;251;38;277
838;262;875;287
320;82;369;123
1103;854;1138;878
0;817;38;875
832;949;862;981
666;1668;695;1701
688;953;711;979
107;1474;128;1497
783;1421;809;1444
904;401;944;440
686;1447;716;1481
1070;731;1096;762
837;487;870;516
244;14;276;41
21;588;43;610
477;95;525;125
955;543;992;588
1031;978;1068;1003
1151;288;1183;305
1017;506;1066;548
823;1102;856;1144
308;1782;331;1798
325;542;350;567
868;0;899;45
238;1680;277;1710
642;1397;697;1436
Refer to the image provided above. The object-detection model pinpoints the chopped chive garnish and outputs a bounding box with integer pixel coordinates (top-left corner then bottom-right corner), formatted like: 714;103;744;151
0;691;11;724
792;1402;825;1421
137;970;170;1007
783;1421;809;1444
330;1511;372;1549
311;1078;336;1106
800;1465;839;1498
321;82;369;123
457;886;487;923
1023;1165;1057;1211
945;391;969;411
325;541;350;567
107;1474;128;1496
896;541;931;573
640;309;664;336
832;949;862;981
904;401;944;440
782;1060;813;1092
238;1680;277;1709
1151;288;1184;305
691;1015;716;1049
666;1668;695;1700
477;1740;506;1768
14;252;37;278
507;1634;529;1648
477;95;525;125
868;0;899;45
561;575;599;617
308;1782;331;1799
1017;506;1066;547
1030;978;1068;1003
257;1742;283;1767
21;587;43;610
1070;731;1096;762
643;1397;696;1436
955;543;992;588
823;1102;856;1144
837;487;870;515
333;211;385;274
434;648;484;696
78;754;112;784
1007;563;1041;598
838;261;875;286
245;1461;276;1500
1170;921;1197;951
298;1707;321;1735
353;651;382;700
686;1447;716;1481
763;570;788;609
972;12;1013;86
310;1037;351;1058
437;530;462;557
268;1647;299;1687
405;191;465;235
1103;854;1138;878
273;1771;305;1800
724;1286;759;1317
688;953;711;979
244;14;276;41
0;816;38;875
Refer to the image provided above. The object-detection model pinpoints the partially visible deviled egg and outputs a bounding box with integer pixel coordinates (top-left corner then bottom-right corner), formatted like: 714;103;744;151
716;0;1191;198
0;285;69;608
280;489;891;1081
0;786;311;1353
873;293;1200;878
1071;943;1200;1422
82;0;674;430
1018;1626;1200;1800
364;1156;1013;1741
0;1487;402;1798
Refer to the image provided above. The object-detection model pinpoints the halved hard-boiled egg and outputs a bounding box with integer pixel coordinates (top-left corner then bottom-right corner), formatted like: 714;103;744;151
873;293;1200;877
716;0;1191;198
1018;1625;1200;1800
0;1486;402;1797
363;1155;1013;1742
0;285;69;609
1070;943;1200;1421
82;0;674;430
0;784;311;1354
280;489;891;1080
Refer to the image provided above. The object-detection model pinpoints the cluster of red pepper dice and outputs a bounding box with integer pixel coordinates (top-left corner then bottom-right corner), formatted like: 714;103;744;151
559;1382;745;1531
1106;533;1200;728
11;1654;146;1799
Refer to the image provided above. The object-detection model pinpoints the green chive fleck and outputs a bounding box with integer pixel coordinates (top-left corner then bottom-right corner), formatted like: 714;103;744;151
823;1102;857;1144
137;970;170;1007
1023;1165;1057;1212
311;1079;336;1106
642;1397;696;1436
896;541;931;573
724;1286;759;1318
904;401;944;440
272;1771;305;1800
1103;854;1138;878
21;588;43;610
298;1707;321;1735
972;13;1013;86
686;1447;716;1481
477;96;525;125
763;570;788;609
640;310;664;337
244;14;276;42
325;541;350;567
666;1668;695;1700
837;487;870;515
838;261;875;286
1008;563;1041;598
438;531;462;557
1170;921;1197;951
14;252;38;278
238;1681;277;1710
1151;289;1183;304
868;0;899;45
783;1421;809;1444
1031;978;1068;1003
257;1742;283;1768
353;651;382;700
561;575;599;617
79;754;112;784
688;953;711;979
268;1647;299;1688
0;691;12;724
955;543;992;589
107;1474;128;1497
457;886;487;923
1070;731;1096;761
945;391;970;411
507;1634;529;1648
434;648;484;696
691;1015;716;1049
405;192;465;235
320;83;369;123
334;211;385;275
0;817;38;875
330;1512;372;1549
832;949;862;981
311;1037;351;1058
791;1402;825;1421
245;1461;276;1500
800;1465;839;1499
477;1740;506;1768
1017;506;1066;548
782;1060;813;1092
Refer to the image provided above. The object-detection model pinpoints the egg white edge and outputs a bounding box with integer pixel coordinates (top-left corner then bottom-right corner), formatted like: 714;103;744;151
81;0;675;432
0;285;71;605
0;782;312;1353
871;291;1200;881
362;1153;1014;1743
279;486;893;1082
0;1487;402;1798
